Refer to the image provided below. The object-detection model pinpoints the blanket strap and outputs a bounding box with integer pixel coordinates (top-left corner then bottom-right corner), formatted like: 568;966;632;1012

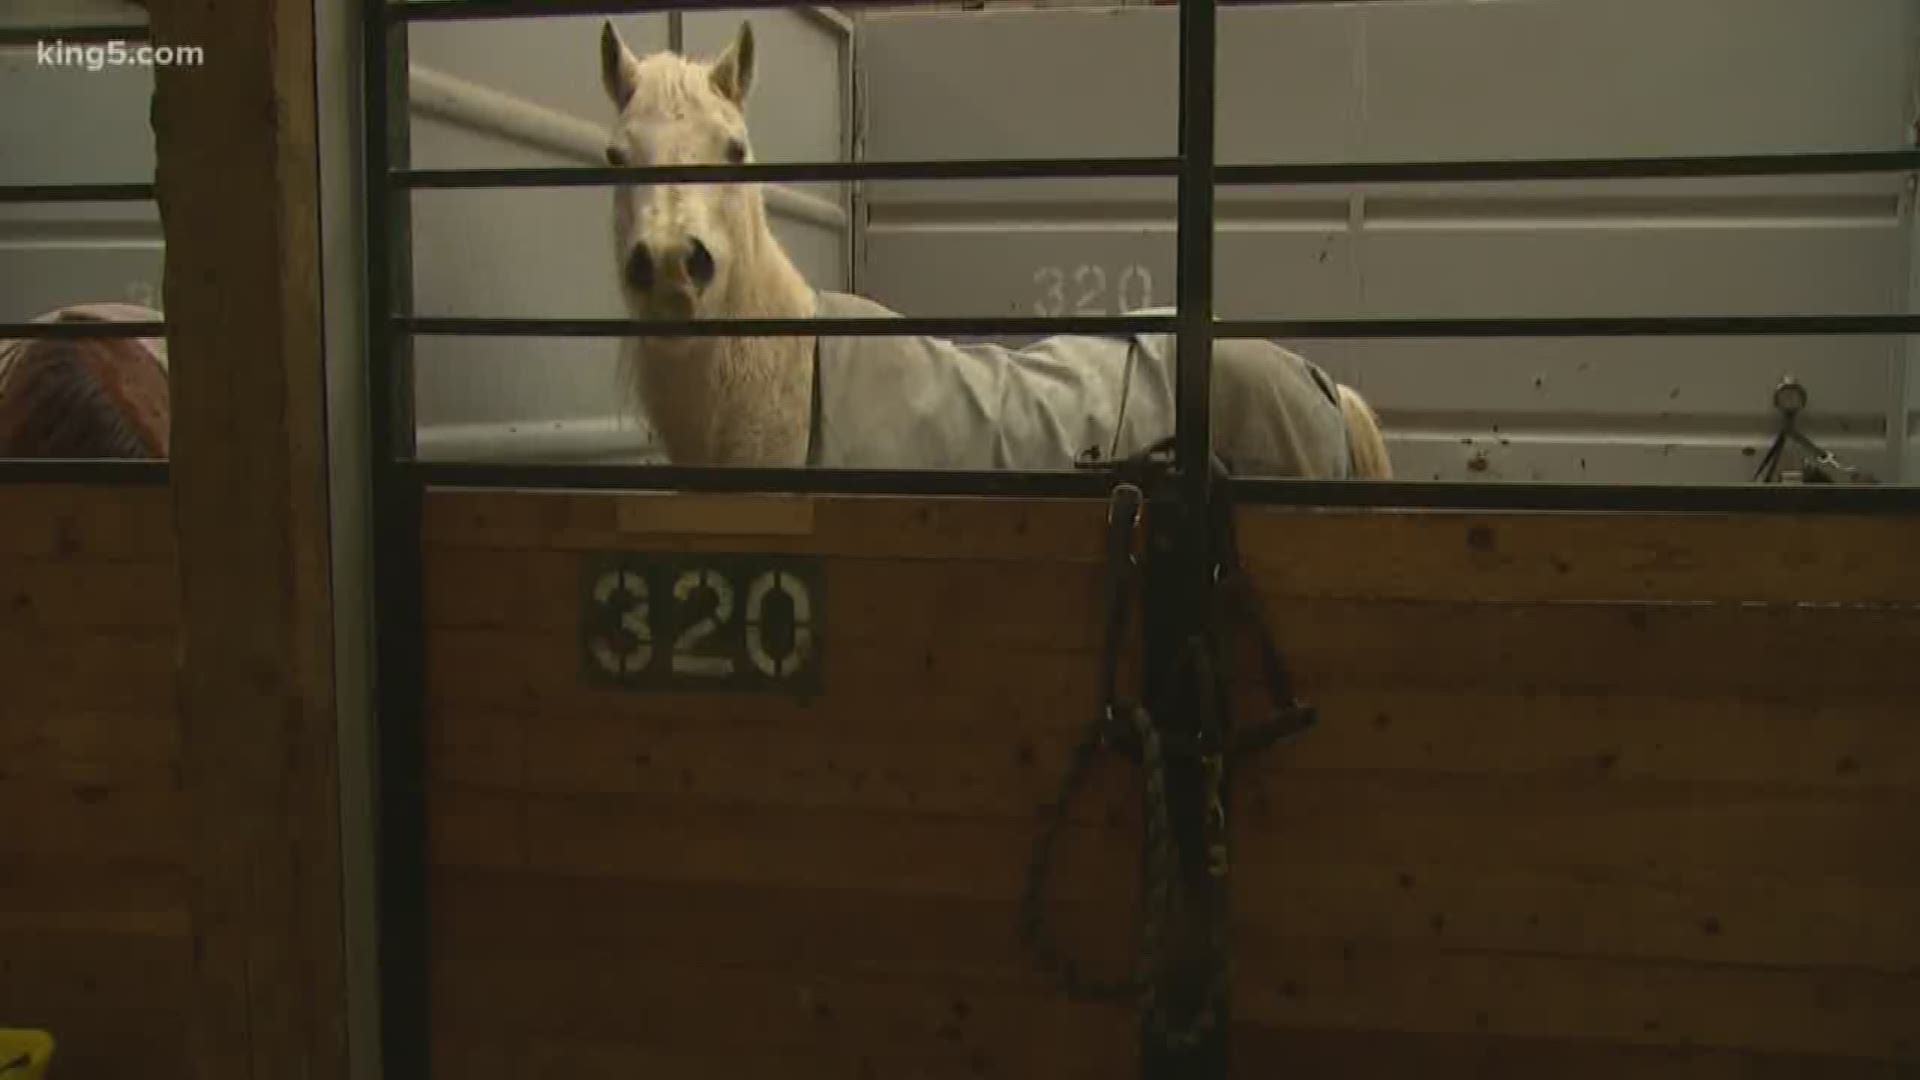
1018;438;1319;1055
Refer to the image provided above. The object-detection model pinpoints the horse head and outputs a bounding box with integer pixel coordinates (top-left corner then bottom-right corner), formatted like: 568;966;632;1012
599;20;765;323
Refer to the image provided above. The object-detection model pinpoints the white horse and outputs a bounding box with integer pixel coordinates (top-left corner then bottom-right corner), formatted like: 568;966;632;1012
598;21;1391;479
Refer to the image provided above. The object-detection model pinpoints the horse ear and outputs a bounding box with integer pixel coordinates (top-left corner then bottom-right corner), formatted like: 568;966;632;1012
600;20;641;111
710;20;756;107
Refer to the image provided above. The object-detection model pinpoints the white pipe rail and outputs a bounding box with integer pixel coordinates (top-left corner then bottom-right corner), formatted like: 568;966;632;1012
408;63;849;234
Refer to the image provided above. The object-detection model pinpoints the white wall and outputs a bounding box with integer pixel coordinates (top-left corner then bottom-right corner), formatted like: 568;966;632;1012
855;0;1917;484
405;10;853;462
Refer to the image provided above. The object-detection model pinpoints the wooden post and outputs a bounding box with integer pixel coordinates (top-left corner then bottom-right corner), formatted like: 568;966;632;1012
147;0;347;1077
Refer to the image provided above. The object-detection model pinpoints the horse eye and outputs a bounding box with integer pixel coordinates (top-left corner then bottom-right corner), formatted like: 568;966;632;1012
724;139;747;164
605;145;628;167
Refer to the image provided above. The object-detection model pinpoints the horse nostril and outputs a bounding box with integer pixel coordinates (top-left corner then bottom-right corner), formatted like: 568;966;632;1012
623;243;653;291
685;238;715;288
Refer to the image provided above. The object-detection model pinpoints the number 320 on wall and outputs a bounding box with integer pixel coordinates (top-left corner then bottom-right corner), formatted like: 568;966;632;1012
581;553;823;693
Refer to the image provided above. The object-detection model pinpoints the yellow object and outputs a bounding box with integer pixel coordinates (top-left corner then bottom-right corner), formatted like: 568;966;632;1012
0;1030;53;1080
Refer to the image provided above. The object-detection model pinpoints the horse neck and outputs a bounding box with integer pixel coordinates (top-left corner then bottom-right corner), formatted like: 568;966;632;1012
727;203;814;323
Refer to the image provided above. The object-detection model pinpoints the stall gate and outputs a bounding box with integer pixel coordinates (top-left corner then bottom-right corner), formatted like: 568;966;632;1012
358;2;1920;1079
0;5;189;1077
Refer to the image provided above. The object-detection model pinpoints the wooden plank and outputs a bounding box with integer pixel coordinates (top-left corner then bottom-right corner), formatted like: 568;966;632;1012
1234;934;1920;1062
437;706;1132;826
424;491;1107;561
148;0;345;1075
1260;597;1920;695
0;557;179;629
612;491;818;536
0;776;185;864
1238;508;1920;605
0;929;194;1014
1232;773;1920;884
0;629;175;711
432;869;1134;993
1272;688;1920;791
452;1035;1131;1080
430;788;1132;905
432;941;1131;1066
424;493;1920;602
429;689;1915;815
0;707;178;788
1232;860;1920;974
0;484;175;560
1232;1026;1918;1079
0;860;189;937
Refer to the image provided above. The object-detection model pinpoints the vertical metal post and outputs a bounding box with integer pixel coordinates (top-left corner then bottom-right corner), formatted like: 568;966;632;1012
1143;1;1226;1079
1174;0;1216;502
365;2;429;1078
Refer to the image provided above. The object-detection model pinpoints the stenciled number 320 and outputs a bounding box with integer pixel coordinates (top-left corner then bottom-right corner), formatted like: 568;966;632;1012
590;566;813;680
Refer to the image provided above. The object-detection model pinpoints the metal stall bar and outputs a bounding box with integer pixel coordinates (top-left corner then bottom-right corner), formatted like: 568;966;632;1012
1216;315;1920;339
0;459;170;484
396;149;1920;190
1136;0;1226;1076
396;0;1024;18
417;460;1124;496
1224;475;1920;513
1215;149;1920;184
0;181;156;202
401;157;1184;186
0;320;168;338
363;5;430;1080
403;314;1178;337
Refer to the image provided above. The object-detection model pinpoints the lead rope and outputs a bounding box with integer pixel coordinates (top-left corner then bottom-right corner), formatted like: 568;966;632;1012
1018;445;1319;1052
1016;480;1153;1004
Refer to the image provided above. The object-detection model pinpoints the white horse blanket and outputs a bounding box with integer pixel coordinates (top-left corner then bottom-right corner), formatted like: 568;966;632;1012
805;290;1355;476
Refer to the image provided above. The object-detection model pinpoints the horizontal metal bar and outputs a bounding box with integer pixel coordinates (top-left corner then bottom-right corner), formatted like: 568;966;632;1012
416;461;1119;498
0;321;167;340
1218;315;1920;339
409;462;1920;514
0;24;151;46
399;314;1919;341
0;459;170;485
394;153;1920;192
1225;477;1920;514
1217;149;1920;185
0;182;155;204
397;157;1183;189
399;314;1177;338
391;0;946;21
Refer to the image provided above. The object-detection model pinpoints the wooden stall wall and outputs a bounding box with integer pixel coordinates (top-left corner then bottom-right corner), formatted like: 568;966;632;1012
421;491;1920;1077
0;483;188;1077
1231;509;1920;1075
422;491;1137;1077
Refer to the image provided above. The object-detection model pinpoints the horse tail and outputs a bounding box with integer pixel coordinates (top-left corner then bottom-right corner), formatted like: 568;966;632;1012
1335;383;1393;479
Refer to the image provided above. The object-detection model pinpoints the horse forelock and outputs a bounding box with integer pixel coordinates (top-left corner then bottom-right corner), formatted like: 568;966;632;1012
621;52;739;133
